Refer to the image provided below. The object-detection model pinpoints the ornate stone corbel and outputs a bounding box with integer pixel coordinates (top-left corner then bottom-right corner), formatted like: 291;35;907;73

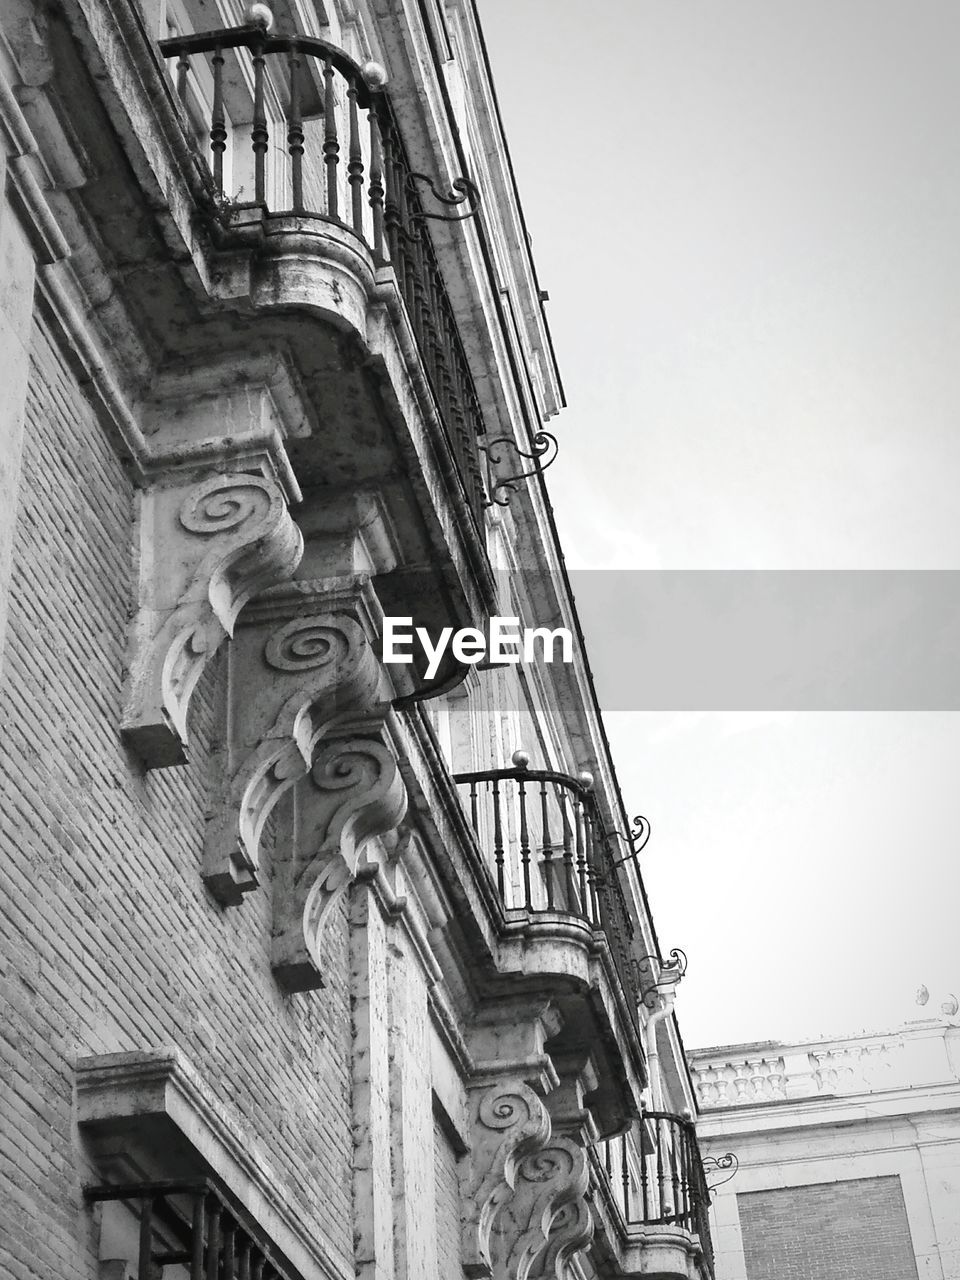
121;469;303;768
463;1079;553;1278
463;1078;594;1280
495;1138;591;1280
272;733;407;992
201;585;387;904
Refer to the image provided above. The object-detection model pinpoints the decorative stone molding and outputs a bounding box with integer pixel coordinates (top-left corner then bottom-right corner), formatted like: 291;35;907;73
462;1078;593;1280
122;467;303;767
272;732;407;992
504;1140;592;1280
201;581;388;904
463;1079;552;1277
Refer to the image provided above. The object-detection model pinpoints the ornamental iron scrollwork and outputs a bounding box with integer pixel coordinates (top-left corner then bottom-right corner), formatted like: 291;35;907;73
481;431;560;508
703;1152;739;1193
405;173;481;223
607;813;652;868
634;947;688;1010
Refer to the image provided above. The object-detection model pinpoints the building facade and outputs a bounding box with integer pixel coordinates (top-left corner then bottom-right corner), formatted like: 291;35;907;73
690;1019;960;1280
0;2;714;1279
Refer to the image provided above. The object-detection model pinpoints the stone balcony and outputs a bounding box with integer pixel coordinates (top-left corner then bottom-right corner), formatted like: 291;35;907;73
44;0;525;670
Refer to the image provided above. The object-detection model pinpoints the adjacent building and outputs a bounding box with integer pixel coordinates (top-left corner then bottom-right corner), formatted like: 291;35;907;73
691;1018;960;1280
0;1;714;1278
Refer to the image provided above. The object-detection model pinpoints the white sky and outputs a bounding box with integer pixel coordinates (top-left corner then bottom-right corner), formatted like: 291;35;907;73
478;0;960;1046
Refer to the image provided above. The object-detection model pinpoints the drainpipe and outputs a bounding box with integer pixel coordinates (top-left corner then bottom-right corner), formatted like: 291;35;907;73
642;957;685;1111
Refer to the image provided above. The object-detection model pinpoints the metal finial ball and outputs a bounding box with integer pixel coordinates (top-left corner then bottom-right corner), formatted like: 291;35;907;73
361;60;388;89
244;2;274;29
511;749;530;770
577;770;594;790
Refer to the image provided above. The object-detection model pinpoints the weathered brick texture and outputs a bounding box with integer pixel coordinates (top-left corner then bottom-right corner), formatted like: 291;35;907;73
434;1113;462;1280
737;1175;920;1280
0;315;354;1278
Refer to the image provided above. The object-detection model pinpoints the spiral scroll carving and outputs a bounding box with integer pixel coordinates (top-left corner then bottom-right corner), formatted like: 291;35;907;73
271;735;407;992
122;468;302;770
517;1147;575;1185
264;618;343;673
465;1081;593;1280
179;474;278;535
478;1089;542;1134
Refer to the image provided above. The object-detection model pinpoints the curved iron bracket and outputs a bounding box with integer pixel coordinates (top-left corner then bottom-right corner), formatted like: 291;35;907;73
703;1153;739;1194
405;173;481;223
607;814;651;867
634;946;688;1008
480;431;559;507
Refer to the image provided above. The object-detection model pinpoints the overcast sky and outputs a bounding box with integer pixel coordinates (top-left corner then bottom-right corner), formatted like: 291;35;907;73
478;0;960;1047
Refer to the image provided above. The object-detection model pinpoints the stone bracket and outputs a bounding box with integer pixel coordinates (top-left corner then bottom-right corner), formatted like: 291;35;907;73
201;578;388;905
121;463;303;768
462;1078;593;1280
271;732;407;992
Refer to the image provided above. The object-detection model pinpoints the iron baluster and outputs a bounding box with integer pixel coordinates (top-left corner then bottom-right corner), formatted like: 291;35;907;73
287;46;304;211
138;1197;155;1280
518;776;532;910
206;1198;221;1280
210;45;226;191
322;56;339;218
176;53;189;104
656;1116;666;1221
561;799;576;910
540;779;554;909
575;798;589;910
491;779;505;900
380;117;402;270
251;35;268;203
640;1127;650;1221
468;780;478;833
223;1216;237;1277
237;1236;252;1280
368;106;384;257
347;77;364;233
190;1192;205;1280
584;811;600;926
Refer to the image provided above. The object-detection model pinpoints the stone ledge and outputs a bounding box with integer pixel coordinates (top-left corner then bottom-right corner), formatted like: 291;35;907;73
618;1224;708;1280
75;1046;352;1280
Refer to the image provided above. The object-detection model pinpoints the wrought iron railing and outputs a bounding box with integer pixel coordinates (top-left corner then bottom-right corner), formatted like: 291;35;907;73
453;757;644;1022
158;20;487;525
598;1111;716;1272
84;1178;301;1279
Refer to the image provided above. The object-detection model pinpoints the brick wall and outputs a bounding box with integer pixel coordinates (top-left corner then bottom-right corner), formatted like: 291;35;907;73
434;1113;462;1279
0;313;355;1278
737;1175;920;1280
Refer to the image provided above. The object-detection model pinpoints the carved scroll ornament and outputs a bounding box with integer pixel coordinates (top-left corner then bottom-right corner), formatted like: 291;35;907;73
463;1080;593;1280
202;602;385;904
271;735;407;991
122;472;303;768
498;1140;591;1280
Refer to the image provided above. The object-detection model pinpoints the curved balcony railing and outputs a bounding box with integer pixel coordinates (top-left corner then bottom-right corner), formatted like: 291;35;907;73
158;21;487;526
598;1111;716;1273
453;758;643;1023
